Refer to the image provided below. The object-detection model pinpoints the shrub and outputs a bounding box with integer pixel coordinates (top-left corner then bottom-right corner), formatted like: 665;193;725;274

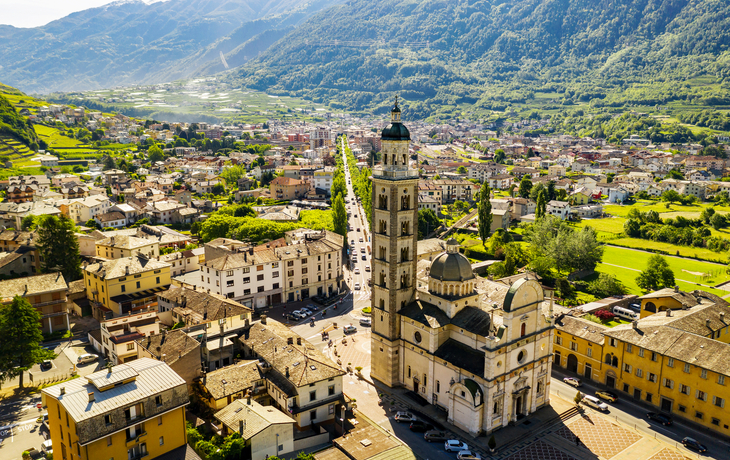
594;309;615;322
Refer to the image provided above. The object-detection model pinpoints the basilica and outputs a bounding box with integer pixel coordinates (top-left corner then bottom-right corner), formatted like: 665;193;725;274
369;99;556;436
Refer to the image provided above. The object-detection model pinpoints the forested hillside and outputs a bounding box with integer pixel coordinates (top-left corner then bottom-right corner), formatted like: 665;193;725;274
0;0;343;93
0;88;38;151
233;0;730;118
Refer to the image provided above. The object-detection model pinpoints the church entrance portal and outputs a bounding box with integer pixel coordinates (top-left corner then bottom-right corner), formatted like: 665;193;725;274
515;396;524;420
413;378;419;392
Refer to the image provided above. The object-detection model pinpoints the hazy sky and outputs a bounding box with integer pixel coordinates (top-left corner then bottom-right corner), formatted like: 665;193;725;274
0;0;120;28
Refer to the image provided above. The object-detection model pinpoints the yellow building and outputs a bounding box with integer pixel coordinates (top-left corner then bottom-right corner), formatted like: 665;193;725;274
556;292;730;435
553;315;608;383
638;287;700;318
95;235;160;260
83;254;171;319
0;272;70;334
41;358;189;460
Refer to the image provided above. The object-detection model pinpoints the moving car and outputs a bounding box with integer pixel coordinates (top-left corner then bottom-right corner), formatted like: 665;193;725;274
354;268;360;274
646;412;673;426
365;265;370;272
563;377;581;387
354;283;361;290
359;318;371;327
681;437;706;453
77;354;98;365
394;411;417;423
360;247;365;253
457;451;481;460
444;440;468;452
595;391;618;403
343;325;357;334
359;237;364;242
424;430;448;443
361;254;366;260
409;421;433;432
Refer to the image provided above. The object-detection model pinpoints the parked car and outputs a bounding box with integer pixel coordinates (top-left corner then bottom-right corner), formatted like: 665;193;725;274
581;395;609;412
409;421;433;432
563;377;581;387
595;391;618;403
681;437;707;453
41;439;53;455
457;451;481;460
444;440;468;452
646;412;673;426
300;308;313;316
307;304;318;311
40;360;52;370
343;325;357;334
394;411;417;423
77;354;98;365
424;430;448;443
360;318;371;327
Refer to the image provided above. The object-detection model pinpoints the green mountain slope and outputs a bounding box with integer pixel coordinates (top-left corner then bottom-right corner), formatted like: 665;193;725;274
0;85;39;152
232;0;730;117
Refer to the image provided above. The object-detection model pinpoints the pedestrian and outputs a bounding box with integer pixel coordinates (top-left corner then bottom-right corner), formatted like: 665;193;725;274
575;436;581;447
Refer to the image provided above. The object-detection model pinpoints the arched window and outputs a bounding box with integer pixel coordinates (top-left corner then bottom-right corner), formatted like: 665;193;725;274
401;221;410;236
605;354;612;365
401;194;410;210
612;356;619;367
520;323;526;337
379;220;387;234
645;302;656;313
400;247;409;263
379;272;386;287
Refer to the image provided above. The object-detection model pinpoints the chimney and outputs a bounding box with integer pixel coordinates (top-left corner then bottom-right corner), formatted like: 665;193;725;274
674;285;679;293
162;329;167;338
296;337;301;346
261;315;267;325
125;266;129;275
239;420;244;435
632;320;638;330
60;387;65;395
88;392;95;403
721;312;725;322
285;367;289;378
706;319;711;328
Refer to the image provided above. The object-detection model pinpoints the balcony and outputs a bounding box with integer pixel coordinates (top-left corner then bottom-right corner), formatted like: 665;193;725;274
126;431;147;446
372;167;419;180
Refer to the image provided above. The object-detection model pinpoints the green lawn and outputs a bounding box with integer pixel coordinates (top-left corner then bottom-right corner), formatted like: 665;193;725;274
608;238;728;264
35;125;87;149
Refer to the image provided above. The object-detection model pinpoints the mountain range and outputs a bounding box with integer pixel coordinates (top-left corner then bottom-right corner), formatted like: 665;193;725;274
0;0;343;93
231;0;730;117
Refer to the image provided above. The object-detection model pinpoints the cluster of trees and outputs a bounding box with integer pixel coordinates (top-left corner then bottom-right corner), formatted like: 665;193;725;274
197;203;333;244
636;255;676;292
623;207;730;252
524;216;604;279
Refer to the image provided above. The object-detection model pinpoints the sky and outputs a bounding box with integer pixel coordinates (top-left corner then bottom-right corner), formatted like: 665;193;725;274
0;0;125;28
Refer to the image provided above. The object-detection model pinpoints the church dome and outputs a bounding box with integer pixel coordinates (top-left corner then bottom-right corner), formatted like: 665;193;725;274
429;238;475;282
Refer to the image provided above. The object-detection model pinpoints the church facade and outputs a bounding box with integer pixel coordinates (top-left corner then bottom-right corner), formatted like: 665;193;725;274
369;99;556;436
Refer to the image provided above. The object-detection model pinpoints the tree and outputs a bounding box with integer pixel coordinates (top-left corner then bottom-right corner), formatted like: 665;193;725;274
418;209;440;240
665;169;684;180
493;149;505;163
536;190;547;219
636;255;675;292
85;219;100;230
661;189;681;204
332;194;347;237
148;144;165;163
211;184;226;196
477;184;492;247
103;155;116;171
457;165;467;174
0;296;55;388
331;174;346;201
710;212;726;230
588;273;626;298
547;180;556;201
35;215;82;281
518;176;533;198
623;218;641;237
529;182;545;202
21;215;38;231
700;207;716;224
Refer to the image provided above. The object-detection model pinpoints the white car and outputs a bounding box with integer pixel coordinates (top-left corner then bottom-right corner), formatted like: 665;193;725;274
290;310;306;320
445;440;469;452
343;325;357;334
394;411;416;423
365;265;370;272
354;267;360;274
359;237;364;242
354;283;361;290
300;308;313;316
77;353;98;365
457;451;481;460
41;439;53;455
563;377;582;387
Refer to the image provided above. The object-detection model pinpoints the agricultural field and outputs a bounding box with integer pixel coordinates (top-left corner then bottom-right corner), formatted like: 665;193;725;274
34;125;89;149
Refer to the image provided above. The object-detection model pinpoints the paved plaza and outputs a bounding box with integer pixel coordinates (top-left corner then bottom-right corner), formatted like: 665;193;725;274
555;415;642;458
503;440;578;460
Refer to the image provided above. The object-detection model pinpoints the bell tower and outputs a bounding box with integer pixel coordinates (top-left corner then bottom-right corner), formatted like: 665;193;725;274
370;97;419;387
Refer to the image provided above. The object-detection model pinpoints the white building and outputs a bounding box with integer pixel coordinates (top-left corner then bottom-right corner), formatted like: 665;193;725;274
68;195;113;223
98;311;160;365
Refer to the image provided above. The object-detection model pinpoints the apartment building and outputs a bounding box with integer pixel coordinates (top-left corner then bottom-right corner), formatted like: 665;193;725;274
275;229;343;302
41;358;189;460
0;272;69;334
95;235;160;260
467;163;507;182
83;254;171;319
158;248;202;277
238;317;345;430
68;195;113;223
431;179;478;203
270;177;309;201
312;167;335;194
98;311;160;365
0;229;42;275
